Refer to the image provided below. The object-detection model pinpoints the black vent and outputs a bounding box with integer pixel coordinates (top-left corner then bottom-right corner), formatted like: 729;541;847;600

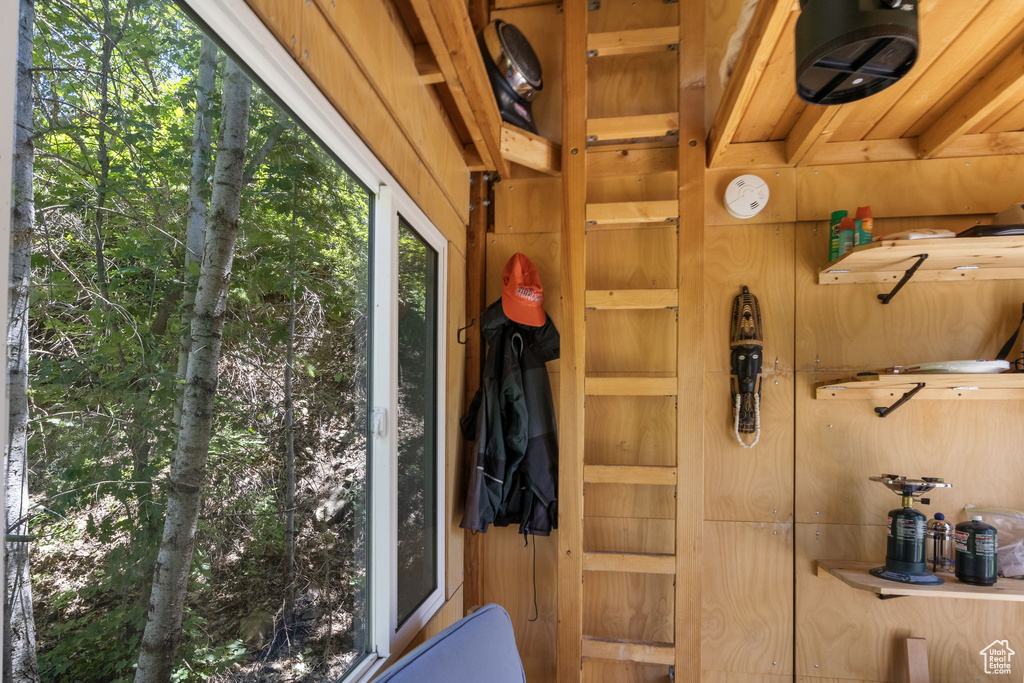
499;22;542;88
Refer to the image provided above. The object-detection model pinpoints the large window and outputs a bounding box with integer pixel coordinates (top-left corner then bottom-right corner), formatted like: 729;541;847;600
2;0;446;681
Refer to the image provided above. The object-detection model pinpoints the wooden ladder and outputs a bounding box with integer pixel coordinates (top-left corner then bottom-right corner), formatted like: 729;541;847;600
558;1;705;681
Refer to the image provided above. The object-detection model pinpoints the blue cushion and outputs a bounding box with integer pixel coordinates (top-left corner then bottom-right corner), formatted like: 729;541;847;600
374;603;526;682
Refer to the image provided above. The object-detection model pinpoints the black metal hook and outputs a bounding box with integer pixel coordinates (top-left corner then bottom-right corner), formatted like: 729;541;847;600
457;318;476;345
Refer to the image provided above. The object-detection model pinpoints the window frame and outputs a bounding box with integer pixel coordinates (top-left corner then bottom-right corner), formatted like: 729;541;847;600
99;1;449;679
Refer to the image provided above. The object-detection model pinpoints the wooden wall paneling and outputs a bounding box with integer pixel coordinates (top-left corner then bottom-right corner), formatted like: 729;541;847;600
282;1;468;250
583;572;675;643
678;0;706;678
307;0;471;220
483;526;559;682
707;0;793;165
704;373;794;524
730;9;800;144
584;660;672;683
491;3;565;144
795;523;1024;681
585;483;676;520
588;147;678;178
485;231;562;332
586;227;677;291
587;52;679;120
794;155;1024;221
702;521;793;676
584;517;676;556
829;0;986;143
705;170;796;225
795;371;1024;526
586;0;679;33
585;309;677;375
794;220;1024;373
587;171;678;205
702;223;794;522
703;674;794;683
558;0;588;678
446;245;467;600
493;177;562;234
872;0;1024;141
584;395;676;467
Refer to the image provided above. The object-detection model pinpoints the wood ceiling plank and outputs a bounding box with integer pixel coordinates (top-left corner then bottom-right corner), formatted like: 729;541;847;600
871;1;1024;140
732;9;801;144
918;40;1024;158
983;97;1024;134
829;0;986;143
707;0;793;167
409;0;509;176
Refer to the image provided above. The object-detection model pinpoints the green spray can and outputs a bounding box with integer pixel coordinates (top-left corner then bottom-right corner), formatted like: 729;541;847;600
828;210;847;262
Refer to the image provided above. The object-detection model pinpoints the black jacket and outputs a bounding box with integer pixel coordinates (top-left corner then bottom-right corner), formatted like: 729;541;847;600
460;299;559;535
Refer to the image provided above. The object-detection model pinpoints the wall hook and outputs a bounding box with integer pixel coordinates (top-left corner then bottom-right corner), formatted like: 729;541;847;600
457;318;476;345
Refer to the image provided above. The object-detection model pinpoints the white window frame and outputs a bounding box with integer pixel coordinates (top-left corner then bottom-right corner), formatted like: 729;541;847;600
138;1;449;680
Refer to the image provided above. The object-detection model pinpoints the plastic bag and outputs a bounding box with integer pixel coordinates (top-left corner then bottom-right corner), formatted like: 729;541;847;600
964;505;1024;578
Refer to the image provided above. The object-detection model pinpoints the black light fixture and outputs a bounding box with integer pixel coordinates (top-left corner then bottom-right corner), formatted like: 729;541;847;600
795;0;919;105
479;20;543;134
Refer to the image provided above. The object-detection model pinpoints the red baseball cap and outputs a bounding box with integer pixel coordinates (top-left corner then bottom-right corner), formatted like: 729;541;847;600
501;253;545;327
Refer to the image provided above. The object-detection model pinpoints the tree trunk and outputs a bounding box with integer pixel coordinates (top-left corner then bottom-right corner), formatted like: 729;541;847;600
134;58;251;683
3;1;41;681
174;36;218;431
283;259;296;624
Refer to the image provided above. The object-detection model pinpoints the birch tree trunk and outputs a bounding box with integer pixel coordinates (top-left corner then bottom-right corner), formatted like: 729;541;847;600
3;1;40;681
174;35;218;431
134;58;251;683
283;266;296;623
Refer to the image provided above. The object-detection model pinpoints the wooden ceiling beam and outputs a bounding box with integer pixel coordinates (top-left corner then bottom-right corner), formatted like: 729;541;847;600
707;0;794;168
413;43;444;85
409;0;510;177
785;105;841;165
918;41;1024;159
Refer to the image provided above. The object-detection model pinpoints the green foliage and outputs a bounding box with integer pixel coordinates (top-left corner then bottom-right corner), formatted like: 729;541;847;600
28;0;373;678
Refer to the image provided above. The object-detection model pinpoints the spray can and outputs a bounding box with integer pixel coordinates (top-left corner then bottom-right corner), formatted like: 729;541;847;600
838;217;856;257
926;512;954;574
955;516;998;586
855;205;874;246
828;210;847;262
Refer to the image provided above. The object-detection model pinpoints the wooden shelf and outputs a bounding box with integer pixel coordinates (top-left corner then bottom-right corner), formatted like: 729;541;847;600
817;560;1024;602
817;373;1024;401
818;236;1024;286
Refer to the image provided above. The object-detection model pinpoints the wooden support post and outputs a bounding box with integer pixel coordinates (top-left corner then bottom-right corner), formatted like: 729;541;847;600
557;1;587;680
462;172;489;613
677;0;705;680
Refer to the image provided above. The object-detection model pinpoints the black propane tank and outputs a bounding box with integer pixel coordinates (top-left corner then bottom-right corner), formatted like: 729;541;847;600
955;515;998;586
885;505;927;574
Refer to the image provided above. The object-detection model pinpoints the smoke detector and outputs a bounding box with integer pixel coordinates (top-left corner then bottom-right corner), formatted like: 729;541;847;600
725;174;770;219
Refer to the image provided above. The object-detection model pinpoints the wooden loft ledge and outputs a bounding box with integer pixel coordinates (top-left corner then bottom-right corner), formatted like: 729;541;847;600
408;0;560;178
707;0;1024;169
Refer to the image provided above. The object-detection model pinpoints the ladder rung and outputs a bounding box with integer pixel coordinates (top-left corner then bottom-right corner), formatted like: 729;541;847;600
585;376;677;396
585;288;678;310
583;551;676;574
587;26;680;58
586;200;679;225
587;113;680;141
584;465;676;486
581;636;675;665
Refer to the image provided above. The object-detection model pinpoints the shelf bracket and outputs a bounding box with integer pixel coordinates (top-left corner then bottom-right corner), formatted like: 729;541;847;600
877;253;928;304
874;382;926;417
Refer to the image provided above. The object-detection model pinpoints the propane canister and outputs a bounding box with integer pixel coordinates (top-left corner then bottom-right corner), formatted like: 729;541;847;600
885;505;928;573
955;515;998;586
